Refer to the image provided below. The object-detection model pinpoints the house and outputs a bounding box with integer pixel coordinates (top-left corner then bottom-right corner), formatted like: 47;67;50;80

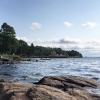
51;51;57;56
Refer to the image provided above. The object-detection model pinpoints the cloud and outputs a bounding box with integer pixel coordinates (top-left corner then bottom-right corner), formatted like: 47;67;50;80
29;22;42;30
16;37;100;57
17;37;29;41
33;37;81;44
64;22;73;27
82;22;98;28
87;39;100;45
16;37;34;45
59;37;81;44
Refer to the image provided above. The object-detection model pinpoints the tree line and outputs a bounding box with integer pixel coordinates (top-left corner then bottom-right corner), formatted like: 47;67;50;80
0;23;82;57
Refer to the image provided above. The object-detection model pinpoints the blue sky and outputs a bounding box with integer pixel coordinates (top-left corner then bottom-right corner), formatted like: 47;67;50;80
1;0;100;57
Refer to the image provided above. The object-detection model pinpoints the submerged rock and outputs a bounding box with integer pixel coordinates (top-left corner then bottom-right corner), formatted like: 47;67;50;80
0;79;4;82
0;76;100;100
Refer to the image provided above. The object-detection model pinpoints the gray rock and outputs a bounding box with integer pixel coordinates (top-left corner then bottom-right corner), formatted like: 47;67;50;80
36;76;97;90
27;85;77;100
0;79;5;82
0;76;100;100
35;76;100;100
0;82;31;100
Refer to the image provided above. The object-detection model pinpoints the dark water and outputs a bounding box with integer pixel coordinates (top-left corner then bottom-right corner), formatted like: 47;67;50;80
0;57;100;85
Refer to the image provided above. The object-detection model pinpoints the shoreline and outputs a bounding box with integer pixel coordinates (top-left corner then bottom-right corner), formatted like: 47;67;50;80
0;76;100;100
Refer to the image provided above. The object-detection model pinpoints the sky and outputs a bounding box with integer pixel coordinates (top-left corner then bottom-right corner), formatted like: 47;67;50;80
0;0;100;57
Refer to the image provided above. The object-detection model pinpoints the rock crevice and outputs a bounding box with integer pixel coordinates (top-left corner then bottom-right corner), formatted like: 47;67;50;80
0;76;100;100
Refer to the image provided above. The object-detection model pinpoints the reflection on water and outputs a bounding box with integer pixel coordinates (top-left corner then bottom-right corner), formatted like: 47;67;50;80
0;57;100;85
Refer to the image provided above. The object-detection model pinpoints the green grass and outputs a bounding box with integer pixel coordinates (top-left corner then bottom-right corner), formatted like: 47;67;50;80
0;54;21;60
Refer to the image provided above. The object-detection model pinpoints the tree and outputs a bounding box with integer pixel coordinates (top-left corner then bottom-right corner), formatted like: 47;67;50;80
0;23;18;54
27;43;34;56
16;40;28;55
10;38;19;54
0;34;3;53
66;50;82;57
1;23;15;37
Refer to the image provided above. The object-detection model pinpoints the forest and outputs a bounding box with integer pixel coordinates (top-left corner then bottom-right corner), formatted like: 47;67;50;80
0;23;82;58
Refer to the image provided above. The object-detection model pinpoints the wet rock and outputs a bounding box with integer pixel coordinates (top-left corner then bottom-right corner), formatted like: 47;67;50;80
0;79;5;82
1;72;12;76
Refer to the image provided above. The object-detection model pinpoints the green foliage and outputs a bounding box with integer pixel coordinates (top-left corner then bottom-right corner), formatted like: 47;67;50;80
0;22;83;58
0;23;19;54
66;50;82;57
16;39;28;55
1;22;16;37
12;55;21;60
27;43;34;56
33;46;68;57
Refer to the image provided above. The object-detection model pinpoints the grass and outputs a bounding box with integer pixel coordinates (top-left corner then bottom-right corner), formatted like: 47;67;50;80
0;54;21;60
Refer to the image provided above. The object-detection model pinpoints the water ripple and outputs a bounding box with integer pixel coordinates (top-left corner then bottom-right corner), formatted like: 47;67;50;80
0;57;100;84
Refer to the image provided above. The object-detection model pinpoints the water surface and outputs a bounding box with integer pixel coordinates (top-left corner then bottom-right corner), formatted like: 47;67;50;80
0;57;100;85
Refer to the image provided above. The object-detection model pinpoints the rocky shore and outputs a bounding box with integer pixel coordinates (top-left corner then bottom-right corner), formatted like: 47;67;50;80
0;76;100;100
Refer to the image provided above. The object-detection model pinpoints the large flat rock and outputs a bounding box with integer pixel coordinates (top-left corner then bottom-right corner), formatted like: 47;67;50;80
0;76;100;100
27;84;97;100
35;76;100;100
36;76;97;90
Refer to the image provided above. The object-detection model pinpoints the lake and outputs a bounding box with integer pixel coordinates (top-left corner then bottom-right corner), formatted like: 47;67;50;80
0;57;100;85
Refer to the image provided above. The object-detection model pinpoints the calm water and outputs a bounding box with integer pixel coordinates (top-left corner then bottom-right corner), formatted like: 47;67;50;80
0;57;100;85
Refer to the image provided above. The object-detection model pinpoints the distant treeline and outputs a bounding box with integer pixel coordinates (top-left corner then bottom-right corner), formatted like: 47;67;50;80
0;23;82;57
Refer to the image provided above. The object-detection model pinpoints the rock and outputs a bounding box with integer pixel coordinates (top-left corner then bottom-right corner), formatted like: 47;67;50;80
26;85;96;100
0;82;31;100
36;76;100;100
36;76;97;90
27;85;76;100
0;79;5;82
0;76;100;100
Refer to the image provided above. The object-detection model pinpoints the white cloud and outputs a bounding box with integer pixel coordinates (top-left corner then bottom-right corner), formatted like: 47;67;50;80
64;22;73;27
33;37;81;44
16;37;34;45
29;22;42;30
16;37;100;57
87;39;100;45
59;37;81;44
82;22;98;28
17;37;29;41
